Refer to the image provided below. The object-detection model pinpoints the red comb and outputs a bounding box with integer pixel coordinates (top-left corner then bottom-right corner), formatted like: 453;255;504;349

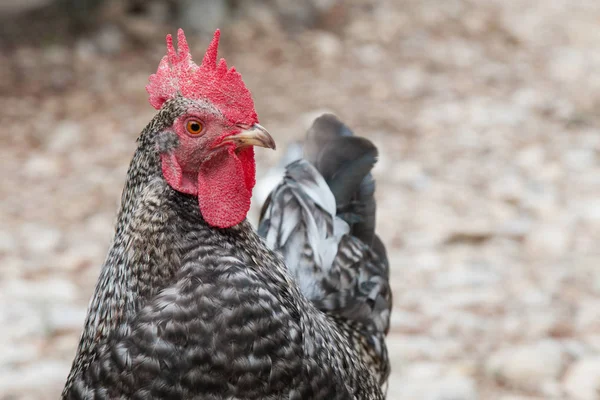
146;29;258;126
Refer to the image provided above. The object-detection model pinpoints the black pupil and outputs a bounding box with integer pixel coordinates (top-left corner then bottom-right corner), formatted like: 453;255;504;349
190;122;200;132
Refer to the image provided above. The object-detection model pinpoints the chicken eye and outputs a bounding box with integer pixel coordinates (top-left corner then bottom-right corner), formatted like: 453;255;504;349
186;120;203;135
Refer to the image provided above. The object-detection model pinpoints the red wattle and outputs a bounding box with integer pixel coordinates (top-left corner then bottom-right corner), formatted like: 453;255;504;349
196;149;253;228
161;152;198;195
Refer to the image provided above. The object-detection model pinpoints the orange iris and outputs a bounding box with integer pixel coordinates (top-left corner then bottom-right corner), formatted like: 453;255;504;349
186;120;203;135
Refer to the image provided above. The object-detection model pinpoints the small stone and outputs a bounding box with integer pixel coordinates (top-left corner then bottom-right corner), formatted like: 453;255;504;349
2;278;78;303
178;0;229;35
402;362;445;379
444;288;503;310
0;360;70;394
48;121;82;153
580;199;600;221
0;0;53;15
563;340;590;360
498;218;532;239
86;212;116;239
313;0;338;12
389;374;478;400
354;44;384;67
0;302;45;340
433;268;499;289
516;146;545;171
412;251;442;271
47;305;87;333
486;340;566;391
525;222;570;259
490;173;525;203
58;242;104;272
74;38;97;62
23;154;61;179
394;66;426;97
391;161;429;189
524;309;573;338
313;32;342;60
563;149;596;171
389;311;427;334
147;0;171;24
387;335;463;361
19;223;62;254
512;87;543;110
540;380;563;398
585;335;600;353
563;357;600;400
576;300;600;332
433;376;478;400
0;229;16;253
95;24;124;55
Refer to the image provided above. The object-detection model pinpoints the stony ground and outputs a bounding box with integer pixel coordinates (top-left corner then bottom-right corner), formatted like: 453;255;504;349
2;0;600;399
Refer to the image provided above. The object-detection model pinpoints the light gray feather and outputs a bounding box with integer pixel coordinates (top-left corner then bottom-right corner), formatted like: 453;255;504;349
258;114;392;339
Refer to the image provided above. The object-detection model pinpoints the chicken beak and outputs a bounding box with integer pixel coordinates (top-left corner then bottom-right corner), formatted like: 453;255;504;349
225;124;276;150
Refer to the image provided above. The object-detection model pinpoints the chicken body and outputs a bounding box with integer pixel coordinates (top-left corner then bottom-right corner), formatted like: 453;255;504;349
63;102;388;399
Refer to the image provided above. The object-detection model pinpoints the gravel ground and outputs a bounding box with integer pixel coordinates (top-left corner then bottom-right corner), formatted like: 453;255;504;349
2;1;600;399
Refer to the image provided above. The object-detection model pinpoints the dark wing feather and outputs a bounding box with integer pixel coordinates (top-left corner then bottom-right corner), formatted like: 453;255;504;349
259;113;392;344
304;114;379;246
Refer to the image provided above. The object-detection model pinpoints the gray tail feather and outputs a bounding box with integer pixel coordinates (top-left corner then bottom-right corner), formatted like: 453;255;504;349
303;114;378;247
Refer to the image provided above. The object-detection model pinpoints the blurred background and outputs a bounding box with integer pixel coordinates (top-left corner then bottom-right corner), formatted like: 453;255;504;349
1;0;600;399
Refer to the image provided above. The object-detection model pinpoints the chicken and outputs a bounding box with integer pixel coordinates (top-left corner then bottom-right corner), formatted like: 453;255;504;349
62;29;390;399
258;114;391;385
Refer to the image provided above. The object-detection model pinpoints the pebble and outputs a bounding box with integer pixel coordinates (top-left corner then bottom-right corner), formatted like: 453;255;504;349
313;32;342;60
1;278;78;303
0;341;40;367
47;305;87;333
433;268;499;289
23;154;61;179
585;335;600;353
489;173;525;203
19;223;62;255
95;24;124;55
177;0;229;35
0;360;70;394
524;222;571;259
389;374;478;400
563;357;600;400
0;301;45;340
389;310;427;334
576;300;600;332
392;161;429;189
0;229;16;253
354;44;385;67
485;340;566;392
387;335;464;361
579;198;600;221
48;121;82;153
394;66;426;97
0;0;53;15
498;397;543;400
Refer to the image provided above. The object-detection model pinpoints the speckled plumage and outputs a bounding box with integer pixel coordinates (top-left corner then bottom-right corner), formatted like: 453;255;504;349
62;101;389;399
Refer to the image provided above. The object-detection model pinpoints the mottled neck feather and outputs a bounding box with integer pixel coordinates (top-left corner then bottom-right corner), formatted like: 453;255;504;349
64;108;204;394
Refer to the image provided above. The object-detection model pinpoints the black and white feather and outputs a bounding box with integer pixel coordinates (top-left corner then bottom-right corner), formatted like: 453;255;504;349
258;113;392;356
63;102;391;399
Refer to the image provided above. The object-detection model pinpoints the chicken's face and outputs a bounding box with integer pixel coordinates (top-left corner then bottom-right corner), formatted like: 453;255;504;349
147;29;276;228
159;102;274;228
